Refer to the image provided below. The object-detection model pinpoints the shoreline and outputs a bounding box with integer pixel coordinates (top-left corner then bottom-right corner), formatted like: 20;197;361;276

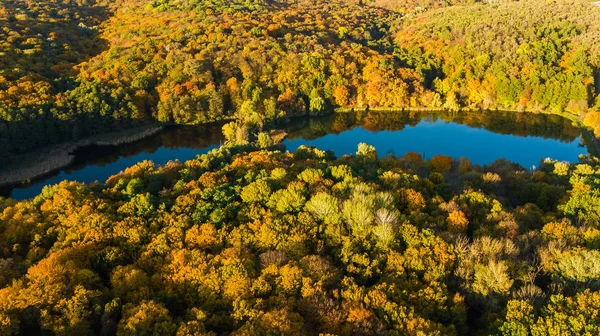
2;107;598;194
335;106;600;156
335;106;583;124
0;125;163;189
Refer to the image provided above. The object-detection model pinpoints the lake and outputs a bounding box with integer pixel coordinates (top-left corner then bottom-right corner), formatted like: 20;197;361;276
1;110;590;200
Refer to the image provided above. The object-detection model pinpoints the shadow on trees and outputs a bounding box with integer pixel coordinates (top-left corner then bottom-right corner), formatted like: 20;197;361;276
0;0;114;164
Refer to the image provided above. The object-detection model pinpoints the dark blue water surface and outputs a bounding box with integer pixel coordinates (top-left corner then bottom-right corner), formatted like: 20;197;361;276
3;125;224;200
284;119;587;168
2;111;591;200
8;146;219;200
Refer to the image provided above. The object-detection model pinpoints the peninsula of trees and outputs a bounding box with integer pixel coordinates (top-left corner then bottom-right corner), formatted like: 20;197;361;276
1;141;600;334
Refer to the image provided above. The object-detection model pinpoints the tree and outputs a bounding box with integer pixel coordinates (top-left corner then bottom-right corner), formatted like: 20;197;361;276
430;155;453;173
448;210;469;233
472;261;514;296
306;192;341;239
241;180;272;204
333;85;349;106
257;132;273;149
500;291;600;336
117;301;177;336
356;143;376;157
309;89;326;116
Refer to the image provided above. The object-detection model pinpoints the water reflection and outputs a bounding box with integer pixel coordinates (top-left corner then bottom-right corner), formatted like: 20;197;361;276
1;110;590;200
284;110;582;142
283;110;588;167
1;124;225;200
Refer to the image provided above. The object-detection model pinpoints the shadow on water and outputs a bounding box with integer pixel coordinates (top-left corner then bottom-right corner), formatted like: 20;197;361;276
0;124;225;200
68;124;226;169
1;110;591;200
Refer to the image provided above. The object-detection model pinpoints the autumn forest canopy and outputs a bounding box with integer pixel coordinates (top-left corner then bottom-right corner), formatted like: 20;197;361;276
2;0;600;335
2;142;600;335
1;0;600;159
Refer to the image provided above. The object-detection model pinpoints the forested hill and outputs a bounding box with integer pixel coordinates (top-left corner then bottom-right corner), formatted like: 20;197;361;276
395;0;600;112
1;0;600;158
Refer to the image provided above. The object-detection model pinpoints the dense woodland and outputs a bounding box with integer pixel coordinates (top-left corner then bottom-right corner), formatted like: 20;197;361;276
395;0;600;112
1;0;600;159
2;1;600;334
1;140;600;335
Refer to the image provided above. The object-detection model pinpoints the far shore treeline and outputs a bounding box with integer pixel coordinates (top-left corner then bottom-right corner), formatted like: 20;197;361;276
1;0;600;161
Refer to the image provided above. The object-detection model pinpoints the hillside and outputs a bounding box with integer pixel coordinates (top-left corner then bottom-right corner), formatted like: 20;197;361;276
1;0;600;160
395;0;600;112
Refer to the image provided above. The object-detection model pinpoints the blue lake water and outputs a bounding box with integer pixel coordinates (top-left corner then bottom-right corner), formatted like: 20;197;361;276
1;111;591;200
7;146;219;200
284;119;587;168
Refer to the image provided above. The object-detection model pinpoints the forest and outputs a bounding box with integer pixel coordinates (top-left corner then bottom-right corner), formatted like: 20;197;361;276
1;138;600;335
1;0;600;334
1;0;600;160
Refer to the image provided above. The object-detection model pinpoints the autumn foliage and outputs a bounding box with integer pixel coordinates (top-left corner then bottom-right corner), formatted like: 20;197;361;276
0;140;599;334
2;0;600;162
